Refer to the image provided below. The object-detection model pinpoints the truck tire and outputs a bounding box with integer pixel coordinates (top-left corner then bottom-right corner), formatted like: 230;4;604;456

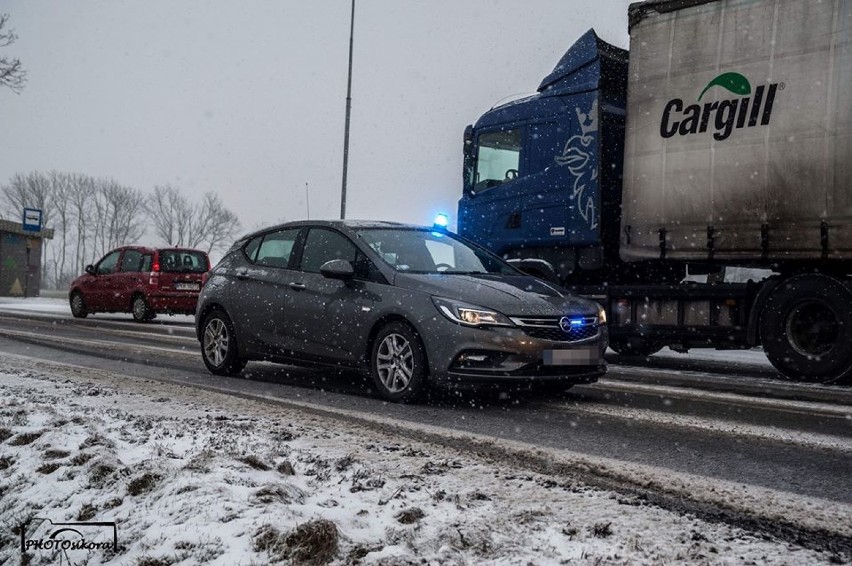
760;274;852;383
609;337;663;357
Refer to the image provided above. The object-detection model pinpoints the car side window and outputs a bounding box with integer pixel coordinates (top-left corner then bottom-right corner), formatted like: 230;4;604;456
243;236;262;262
140;254;153;272
96;250;122;275
119;250;143;272
255;229;299;268
353;250;385;283
300;228;359;273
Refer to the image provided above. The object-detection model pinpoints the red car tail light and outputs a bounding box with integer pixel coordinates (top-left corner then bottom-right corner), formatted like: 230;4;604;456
149;252;161;286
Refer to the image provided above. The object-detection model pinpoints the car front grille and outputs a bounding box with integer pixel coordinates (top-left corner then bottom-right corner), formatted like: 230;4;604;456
510;316;600;343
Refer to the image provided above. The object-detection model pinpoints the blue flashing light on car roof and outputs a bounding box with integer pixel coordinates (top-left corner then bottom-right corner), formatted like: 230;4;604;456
433;213;449;230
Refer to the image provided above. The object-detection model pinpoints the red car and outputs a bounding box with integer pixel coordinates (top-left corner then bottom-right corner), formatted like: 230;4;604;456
69;246;210;322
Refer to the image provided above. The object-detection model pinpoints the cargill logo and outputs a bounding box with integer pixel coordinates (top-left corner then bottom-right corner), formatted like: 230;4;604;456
660;72;781;141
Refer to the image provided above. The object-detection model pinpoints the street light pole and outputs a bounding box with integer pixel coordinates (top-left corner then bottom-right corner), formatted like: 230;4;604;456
340;0;355;220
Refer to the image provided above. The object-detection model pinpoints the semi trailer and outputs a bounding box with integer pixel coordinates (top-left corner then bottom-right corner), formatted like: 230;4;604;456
457;0;852;382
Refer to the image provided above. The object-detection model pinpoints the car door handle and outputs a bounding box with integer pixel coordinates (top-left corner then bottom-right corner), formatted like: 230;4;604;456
235;269;249;280
289;282;306;291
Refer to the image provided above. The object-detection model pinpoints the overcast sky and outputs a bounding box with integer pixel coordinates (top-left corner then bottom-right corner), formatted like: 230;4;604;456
0;1;632;234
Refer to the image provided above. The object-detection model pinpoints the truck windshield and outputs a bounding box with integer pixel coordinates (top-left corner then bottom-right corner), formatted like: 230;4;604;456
355;228;519;275
474;128;522;193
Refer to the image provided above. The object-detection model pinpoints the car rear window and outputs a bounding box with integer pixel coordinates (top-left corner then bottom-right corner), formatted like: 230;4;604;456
159;250;208;273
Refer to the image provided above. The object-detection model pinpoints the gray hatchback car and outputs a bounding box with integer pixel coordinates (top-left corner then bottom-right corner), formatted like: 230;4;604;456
196;220;607;402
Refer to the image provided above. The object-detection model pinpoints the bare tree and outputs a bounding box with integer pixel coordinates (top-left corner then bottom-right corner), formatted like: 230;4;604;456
146;186;240;253
1;171;52;226
0;14;25;94
68;173;95;272
195;192;241;254
48;171;72;286
94;179;146;255
147;185;192;246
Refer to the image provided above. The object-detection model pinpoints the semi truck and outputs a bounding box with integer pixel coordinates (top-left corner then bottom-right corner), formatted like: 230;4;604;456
457;0;852;383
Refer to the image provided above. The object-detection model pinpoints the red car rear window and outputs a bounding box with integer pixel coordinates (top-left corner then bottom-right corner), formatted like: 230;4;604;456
159;250;208;273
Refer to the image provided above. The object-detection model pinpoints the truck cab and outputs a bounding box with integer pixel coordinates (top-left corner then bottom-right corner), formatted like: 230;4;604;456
459;30;680;286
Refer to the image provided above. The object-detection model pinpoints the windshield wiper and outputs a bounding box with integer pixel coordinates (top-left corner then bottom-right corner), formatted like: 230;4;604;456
441;270;489;275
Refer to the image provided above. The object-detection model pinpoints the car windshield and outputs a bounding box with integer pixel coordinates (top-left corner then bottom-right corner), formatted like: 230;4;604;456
159;250;208;273
355;228;519;275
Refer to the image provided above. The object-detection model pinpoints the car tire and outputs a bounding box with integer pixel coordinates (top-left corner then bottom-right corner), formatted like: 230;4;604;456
609;337;662;357
201;308;247;377
132;294;155;322
370;321;428;403
760;274;852;383
70;291;88;319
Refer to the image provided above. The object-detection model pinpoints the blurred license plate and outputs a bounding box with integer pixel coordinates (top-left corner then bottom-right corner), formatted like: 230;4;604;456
175;282;200;291
543;348;600;366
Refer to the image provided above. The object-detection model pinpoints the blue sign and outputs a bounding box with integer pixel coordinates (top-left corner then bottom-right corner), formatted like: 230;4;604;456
22;208;42;232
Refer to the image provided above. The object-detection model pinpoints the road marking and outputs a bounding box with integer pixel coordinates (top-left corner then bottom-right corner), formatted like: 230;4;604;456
587;379;852;417
0;327;194;356
542;398;852;452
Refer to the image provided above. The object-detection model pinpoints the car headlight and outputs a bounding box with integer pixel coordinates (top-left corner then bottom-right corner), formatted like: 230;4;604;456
432;297;514;327
598;305;607;324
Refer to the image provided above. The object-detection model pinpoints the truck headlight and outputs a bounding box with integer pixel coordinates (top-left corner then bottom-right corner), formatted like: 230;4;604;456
432;297;514;327
598;305;607;324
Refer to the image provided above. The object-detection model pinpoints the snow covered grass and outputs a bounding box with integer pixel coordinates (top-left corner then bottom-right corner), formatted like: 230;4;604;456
0;356;846;565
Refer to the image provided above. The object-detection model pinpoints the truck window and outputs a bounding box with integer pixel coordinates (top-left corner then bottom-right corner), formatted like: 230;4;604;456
474;128;522;193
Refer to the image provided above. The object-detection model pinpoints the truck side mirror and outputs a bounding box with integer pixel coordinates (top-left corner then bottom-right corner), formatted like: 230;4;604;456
85;265;96;276
463;124;474;159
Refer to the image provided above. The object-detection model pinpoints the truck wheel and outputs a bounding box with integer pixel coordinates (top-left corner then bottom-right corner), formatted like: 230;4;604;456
609;337;662;357
760;274;852;383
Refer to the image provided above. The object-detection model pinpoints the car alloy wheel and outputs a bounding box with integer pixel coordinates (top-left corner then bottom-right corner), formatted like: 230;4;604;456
204;317;229;367
200;309;246;376
371;321;427;403
376;333;414;393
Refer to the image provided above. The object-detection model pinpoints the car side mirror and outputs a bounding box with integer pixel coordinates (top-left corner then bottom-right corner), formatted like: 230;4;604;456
85;265;96;276
320;259;355;281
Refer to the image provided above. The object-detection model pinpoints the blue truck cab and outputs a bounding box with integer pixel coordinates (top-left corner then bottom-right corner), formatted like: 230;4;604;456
459;30;661;285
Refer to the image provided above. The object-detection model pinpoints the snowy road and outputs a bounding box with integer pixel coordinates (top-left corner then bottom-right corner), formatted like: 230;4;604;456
0;302;850;521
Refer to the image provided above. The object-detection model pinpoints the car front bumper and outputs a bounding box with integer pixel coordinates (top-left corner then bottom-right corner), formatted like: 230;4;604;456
421;317;608;387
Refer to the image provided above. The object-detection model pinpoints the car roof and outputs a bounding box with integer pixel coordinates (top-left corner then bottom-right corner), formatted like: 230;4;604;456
109;246;208;255
238;219;432;241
